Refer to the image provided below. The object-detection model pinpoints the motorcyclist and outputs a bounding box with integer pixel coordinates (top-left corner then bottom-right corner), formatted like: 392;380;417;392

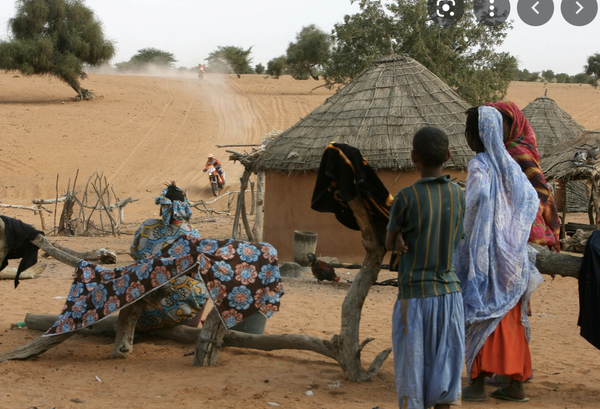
203;154;225;185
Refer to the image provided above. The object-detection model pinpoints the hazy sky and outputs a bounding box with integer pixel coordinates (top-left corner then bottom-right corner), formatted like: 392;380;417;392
0;0;598;75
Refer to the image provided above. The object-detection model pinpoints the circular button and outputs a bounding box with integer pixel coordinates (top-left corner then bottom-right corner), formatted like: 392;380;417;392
561;0;598;26
518;0;554;26
428;0;465;26
474;0;511;25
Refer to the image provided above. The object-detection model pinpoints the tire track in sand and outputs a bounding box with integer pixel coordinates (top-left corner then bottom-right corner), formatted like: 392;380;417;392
108;79;175;184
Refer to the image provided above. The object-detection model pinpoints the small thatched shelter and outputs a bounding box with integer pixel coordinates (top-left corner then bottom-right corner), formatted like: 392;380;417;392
522;94;585;157
256;55;472;263
541;130;600;230
522;94;588;212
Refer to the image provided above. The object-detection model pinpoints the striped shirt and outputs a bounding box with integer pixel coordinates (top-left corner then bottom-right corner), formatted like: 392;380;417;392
387;175;465;299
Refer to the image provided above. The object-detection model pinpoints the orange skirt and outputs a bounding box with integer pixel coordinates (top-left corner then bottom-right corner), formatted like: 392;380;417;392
470;301;533;382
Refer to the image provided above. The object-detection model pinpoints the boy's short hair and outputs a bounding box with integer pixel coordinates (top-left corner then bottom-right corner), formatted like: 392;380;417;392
413;126;449;167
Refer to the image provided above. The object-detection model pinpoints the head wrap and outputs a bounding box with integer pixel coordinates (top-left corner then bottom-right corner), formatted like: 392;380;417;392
154;183;192;225
454;106;543;378
486;101;561;248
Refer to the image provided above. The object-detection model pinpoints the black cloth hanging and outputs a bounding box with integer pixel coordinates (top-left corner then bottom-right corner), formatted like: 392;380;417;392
0;216;45;288
578;229;600;350
311;142;393;231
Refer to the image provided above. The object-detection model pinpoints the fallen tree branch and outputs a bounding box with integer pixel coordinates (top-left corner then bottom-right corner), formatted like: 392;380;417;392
0;204;52;213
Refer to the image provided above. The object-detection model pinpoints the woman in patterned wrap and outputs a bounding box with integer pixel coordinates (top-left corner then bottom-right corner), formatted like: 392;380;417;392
130;182;208;330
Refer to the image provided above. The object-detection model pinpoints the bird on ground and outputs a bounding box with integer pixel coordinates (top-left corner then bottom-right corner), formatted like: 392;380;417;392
306;253;340;283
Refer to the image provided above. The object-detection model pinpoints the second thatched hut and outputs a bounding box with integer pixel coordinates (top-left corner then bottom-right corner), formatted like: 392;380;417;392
523;94;588;213
255;55;473;263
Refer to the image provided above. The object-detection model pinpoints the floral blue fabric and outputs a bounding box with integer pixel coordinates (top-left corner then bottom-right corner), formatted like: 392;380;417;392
44;235;283;336
453;106;544;375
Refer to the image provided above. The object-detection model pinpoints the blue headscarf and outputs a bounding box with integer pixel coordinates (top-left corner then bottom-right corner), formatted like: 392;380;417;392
454;106;544;376
154;184;192;225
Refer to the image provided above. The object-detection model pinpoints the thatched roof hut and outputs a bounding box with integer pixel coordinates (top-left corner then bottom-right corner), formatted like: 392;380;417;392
256;55;472;173
542;130;600;182
541;130;600;229
522;95;585;157
257;55;473;263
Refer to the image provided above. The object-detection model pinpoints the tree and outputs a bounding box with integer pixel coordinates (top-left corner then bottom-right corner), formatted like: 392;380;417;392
286;25;332;80
255;63;265;75
206;46;253;78
585;53;600;88
0;0;115;100
555;73;570;83
267;56;287;79
542;70;555;82
115;48;177;72
571;72;592;84
325;0;515;105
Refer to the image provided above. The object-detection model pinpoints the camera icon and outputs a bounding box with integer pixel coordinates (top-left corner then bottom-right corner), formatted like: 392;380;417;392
428;0;465;26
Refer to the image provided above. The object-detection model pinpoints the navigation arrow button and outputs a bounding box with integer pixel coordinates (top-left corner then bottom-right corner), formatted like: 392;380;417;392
562;0;597;25
518;0;554;25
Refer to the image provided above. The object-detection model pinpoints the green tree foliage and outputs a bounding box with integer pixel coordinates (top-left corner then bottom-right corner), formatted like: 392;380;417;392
267;56;287;79
0;0;115;100
513;69;540;82
286;25;332;80
115;48;177;72
571;72;593;84
325;0;516;105
255;63;265;75
542;70;555;82
207;46;253;78
555;73;570;83
585;53;600;88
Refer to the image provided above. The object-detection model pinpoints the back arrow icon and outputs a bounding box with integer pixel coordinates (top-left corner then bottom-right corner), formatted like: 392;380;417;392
576;1;584;13
532;1;540;14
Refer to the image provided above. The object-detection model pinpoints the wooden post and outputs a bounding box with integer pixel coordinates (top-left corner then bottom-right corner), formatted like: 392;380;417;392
560;181;568;240
250;179;256;216
252;172;265;242
37;203;46;232
194;308;228;366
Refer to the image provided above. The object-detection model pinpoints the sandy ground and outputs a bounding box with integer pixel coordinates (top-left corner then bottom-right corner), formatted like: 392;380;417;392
2;73;600;408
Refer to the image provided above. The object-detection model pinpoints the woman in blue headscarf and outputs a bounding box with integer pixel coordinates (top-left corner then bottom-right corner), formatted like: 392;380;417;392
130;182;207;330
455;107;544;403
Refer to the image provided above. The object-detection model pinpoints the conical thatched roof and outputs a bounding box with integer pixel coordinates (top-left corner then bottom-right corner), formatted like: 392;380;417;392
256;55;472;172
541;130;600;181
522;95;584;158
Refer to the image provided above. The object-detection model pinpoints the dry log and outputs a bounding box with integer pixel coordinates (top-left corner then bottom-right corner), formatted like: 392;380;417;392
560;229;593;254
30;234;80;267
0;333;73;362
52;242;117;264
531;243;582;279
25;314;121;337
112;299;149;359
0;262;46;280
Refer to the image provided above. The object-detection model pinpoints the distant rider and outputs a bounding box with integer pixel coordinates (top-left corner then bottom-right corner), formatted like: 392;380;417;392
203;154;225;184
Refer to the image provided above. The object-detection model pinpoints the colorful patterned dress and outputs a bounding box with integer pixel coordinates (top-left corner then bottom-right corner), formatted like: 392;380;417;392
129;218;207;330
44;235;283;336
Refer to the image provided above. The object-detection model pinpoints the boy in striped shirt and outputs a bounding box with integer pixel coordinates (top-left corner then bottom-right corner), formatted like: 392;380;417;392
385;126;465;409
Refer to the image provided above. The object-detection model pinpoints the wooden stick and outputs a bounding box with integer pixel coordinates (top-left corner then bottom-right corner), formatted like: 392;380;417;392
250;179;255;216
252;172;265;242
0;204;51;212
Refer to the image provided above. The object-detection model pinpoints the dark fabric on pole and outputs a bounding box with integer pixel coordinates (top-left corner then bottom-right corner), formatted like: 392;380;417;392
0;215;45;288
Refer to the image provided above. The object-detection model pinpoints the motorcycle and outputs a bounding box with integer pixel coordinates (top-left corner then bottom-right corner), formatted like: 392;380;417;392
207;165;225;196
